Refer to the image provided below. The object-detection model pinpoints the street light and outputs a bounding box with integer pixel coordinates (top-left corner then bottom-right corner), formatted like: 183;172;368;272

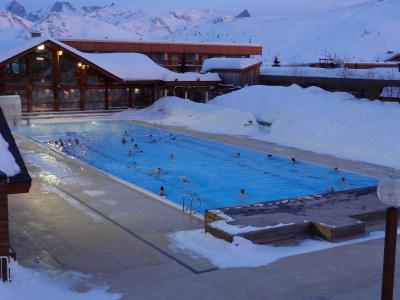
377;175;400;300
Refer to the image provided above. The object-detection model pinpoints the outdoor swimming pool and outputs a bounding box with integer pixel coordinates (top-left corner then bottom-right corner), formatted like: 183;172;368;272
17;121;377;214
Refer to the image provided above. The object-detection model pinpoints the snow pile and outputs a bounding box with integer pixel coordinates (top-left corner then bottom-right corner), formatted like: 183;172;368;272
210;85;400;168
0;133;20;177
114;96;262;136
0;261;120;300
201;57;260;72
170;229;387;269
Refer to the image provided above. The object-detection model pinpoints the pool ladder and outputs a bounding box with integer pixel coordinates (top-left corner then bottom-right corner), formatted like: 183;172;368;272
182;192;201;215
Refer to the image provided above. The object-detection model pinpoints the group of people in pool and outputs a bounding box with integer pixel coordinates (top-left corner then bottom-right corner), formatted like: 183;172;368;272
54;137;79;148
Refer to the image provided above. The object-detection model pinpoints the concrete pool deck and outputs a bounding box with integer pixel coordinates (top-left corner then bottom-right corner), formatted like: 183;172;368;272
8;120;399;299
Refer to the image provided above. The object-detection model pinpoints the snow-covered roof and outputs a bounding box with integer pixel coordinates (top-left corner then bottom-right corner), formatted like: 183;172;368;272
380;87;400;98
0;132;20;177
201;57;261;72
0;38;220;82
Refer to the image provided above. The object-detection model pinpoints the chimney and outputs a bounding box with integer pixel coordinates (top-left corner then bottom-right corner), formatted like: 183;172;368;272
31;32;41;38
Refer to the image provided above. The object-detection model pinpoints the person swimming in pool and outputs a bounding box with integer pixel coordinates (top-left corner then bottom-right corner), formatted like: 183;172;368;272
267;154;272;158
124;130;128;135
235;152;241;158
179;176;191;183
121;137;126;144
291;157;297;163
160;186;166;197
128;150;133;156
240;188;245;196
168;154;174;160
74;138;79;145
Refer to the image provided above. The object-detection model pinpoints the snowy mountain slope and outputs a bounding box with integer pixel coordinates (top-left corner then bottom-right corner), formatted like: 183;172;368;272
1;0;399;63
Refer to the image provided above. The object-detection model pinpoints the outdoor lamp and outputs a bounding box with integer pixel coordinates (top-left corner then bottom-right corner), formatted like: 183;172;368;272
377;175;400;300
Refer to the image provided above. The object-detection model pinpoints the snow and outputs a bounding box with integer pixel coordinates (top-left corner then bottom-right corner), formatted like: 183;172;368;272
201;57;261;72
0;132;20;177
210;85;400;168
169;229;390;269
0;260;120;300
262;66;400;80
114;96;263;137
209;220;294;235
117;85;400;169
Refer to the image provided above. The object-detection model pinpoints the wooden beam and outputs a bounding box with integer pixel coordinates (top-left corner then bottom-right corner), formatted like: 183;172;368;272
128;87;133;108
0;66;4;95
79;67;87;111
53;50;61;111
26;54;33;113
105;80;109;109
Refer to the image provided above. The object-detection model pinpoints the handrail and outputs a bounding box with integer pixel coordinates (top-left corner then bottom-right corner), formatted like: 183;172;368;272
182;192;202;215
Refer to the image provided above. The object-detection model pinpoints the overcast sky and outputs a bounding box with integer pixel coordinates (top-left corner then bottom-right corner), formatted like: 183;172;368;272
4;0;369;16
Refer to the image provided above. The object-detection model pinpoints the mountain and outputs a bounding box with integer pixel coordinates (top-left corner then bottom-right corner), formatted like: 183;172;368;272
1;0;399;63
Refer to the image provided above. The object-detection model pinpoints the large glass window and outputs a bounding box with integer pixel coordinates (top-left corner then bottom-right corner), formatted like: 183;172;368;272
86;89;105;110
32;89;54;111
109;88;128;108
4;59;27;85
33;49;53;85
60;88;80;111
61;55;78;85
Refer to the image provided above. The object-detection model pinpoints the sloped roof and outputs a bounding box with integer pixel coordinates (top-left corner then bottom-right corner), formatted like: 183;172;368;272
201;57;261;72
0;38;220;82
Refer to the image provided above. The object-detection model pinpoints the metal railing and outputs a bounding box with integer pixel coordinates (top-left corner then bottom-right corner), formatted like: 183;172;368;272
182;192;202;215
0;256;10;282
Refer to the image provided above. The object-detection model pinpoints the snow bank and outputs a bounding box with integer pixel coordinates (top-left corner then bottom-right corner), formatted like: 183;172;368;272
0;261;120;300
114;96;262;137
170;229;388;269
210;85;400;168
202;57;260;72
0;133;20;177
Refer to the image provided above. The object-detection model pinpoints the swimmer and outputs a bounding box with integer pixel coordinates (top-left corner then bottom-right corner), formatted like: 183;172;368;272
160;186;166;197
291;157;296;163
124;130;128;135
134;144;139;148
128;150;133;156
341;177;346;182
55;140;58;145
131;138;134;142
149;134;153;137
74;138;79;145
121;137;126;144
267;154;272;158
156;167;162;174
240;188;245;196
168;154;174;160
60;141;64;147
179;176;191;183
171;137;176;141
235;152;241;158
334;167;339;171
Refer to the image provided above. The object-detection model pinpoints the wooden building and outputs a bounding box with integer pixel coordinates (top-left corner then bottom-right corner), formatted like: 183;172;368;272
0;107;31;281
60;39;263;72
201;57;262;87
0;38;221;112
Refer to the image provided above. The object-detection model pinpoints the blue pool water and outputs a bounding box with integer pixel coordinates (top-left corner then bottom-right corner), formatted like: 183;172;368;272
17;121;377;214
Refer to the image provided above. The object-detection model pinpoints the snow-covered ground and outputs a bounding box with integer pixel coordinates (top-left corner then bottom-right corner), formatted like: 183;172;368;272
169;229;388;269
0;133;20;176
0;261;120;300
115;85;400;169
1;0;400;63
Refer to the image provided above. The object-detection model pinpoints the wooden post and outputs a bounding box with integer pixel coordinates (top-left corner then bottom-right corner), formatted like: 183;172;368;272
26;54;33;112
104;80;109;110
79;67;87;111
0;66;5;95
0;173;9;282
381;207;398;300
128;87;133;108
53;50;61;111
